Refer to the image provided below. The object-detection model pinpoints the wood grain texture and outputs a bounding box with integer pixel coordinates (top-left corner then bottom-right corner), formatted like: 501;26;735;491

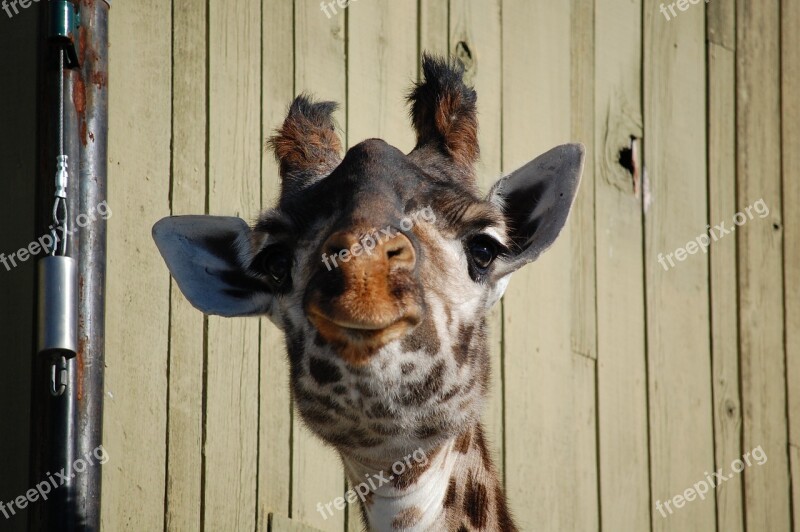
644;2;716;530
782;0;800;526
347;0;418;152
420;0;449;59
103;0;171;529
593;0;650;529
502;1;597;529
290;3;348;531
707;1;744;530
736;0;791;529
570;0;597;363
449;0;505;483
165;0;207;529
204;0;262;528
259;0;296;529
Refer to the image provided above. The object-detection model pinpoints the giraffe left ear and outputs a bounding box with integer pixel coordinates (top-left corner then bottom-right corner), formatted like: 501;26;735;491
152;216;276;318
488;143;585;279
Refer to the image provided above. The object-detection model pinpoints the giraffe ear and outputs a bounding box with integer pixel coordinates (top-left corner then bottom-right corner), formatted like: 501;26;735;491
489;143;585;279
152;216;276;318
407;54;478;178
268;95;343;196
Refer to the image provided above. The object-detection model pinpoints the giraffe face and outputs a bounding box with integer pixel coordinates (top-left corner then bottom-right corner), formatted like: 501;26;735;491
152;55;584;462
243;138;508;459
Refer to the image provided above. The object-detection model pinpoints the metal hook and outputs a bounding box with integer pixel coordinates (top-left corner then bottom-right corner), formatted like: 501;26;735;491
49;355;68;397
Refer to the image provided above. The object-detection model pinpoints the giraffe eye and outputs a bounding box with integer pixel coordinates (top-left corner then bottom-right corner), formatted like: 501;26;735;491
254;245;292;287
467;236;499;272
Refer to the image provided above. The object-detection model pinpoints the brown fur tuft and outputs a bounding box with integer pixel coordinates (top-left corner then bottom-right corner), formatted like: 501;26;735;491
268;95;342;194
408;54;479;180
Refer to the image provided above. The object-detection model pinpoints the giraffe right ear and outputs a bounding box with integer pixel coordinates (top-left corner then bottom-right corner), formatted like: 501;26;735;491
152;216;276;318
268;95;343;196
488;143;585;279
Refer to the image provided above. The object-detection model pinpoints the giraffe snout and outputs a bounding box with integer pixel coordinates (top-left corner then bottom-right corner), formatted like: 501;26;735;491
305;227;423;364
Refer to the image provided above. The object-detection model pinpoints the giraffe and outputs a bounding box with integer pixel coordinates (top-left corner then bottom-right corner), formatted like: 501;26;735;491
153;55;584;531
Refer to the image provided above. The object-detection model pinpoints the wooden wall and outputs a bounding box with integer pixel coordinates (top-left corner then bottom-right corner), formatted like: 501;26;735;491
101;0;799;530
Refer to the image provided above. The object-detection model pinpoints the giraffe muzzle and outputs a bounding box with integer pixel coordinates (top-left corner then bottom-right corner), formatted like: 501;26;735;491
304;227;423;364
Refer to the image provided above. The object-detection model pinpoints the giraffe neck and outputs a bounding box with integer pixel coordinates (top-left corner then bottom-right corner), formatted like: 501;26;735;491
341;424;517;531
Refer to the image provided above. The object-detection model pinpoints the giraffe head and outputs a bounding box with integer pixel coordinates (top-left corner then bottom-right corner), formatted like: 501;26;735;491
153;55;584;463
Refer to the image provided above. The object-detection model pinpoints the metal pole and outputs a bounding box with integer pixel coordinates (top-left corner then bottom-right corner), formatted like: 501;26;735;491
30;1;108;530
73;0;109;527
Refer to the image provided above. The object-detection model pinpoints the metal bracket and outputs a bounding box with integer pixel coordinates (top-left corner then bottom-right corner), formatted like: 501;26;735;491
49;0;80;69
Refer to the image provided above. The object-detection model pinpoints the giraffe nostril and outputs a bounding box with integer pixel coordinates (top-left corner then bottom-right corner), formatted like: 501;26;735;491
385;235;416;270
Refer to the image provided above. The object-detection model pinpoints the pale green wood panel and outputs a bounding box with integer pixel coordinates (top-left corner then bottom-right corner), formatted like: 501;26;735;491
644;2;716;530
204;0;262;528
103;0;172;529
502;1;598;529
165;0;208;529
782;0;800;526
593;0;650;529
736;0;792;529
258;0;296;529
707;0;744;530
347;0;418;152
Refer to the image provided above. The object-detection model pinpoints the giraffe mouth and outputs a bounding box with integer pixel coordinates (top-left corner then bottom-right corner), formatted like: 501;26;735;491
306;306;421;364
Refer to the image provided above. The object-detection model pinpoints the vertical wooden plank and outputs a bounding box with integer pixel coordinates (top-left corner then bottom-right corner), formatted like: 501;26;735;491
259;0;295;529
348;0;418;152
450;0;504;481
420;0;449;58
708;1;744;530
644;1;715;530
204;0;262;528
570;0;597;364
165;0;207;529
782;0;800;527
103;0;171;529
737;1;792;529
291;3;348;531
502;1;597;529
594;0;650;530
569;0;599;529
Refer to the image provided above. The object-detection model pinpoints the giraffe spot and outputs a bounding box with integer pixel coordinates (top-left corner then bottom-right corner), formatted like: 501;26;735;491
474;425;492;466
369;423;402;436
400;317;440;356
309;356;342;385
495;483;517;531
414;423;442;440
392;454;433;490
400;360;446;406
454;323;474;367
366;401;395;419
454;427;472;454
444;477;458;508
401;362;416;375
392;506;423;529
464;474;489;529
